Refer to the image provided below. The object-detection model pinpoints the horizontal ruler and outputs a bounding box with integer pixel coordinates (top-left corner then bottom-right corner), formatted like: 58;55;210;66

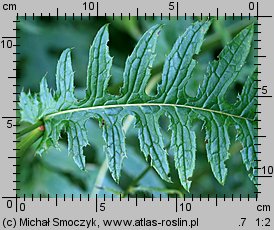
0;198;272;229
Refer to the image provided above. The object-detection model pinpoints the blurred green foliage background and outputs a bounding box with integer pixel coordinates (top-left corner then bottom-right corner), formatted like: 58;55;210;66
17;16;257;198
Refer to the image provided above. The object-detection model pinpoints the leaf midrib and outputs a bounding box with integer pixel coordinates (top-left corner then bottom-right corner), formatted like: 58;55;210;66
45;103;253;122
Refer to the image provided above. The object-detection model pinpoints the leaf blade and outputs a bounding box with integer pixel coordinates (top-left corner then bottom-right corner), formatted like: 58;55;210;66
119;24;162;103
19;22;257;191
55;48;76;109
85;24;113;106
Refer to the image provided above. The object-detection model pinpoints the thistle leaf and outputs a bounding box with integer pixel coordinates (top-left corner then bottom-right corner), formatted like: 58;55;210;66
19;21;257;191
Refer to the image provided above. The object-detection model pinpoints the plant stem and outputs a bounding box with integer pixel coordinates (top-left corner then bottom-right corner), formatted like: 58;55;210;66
17;120;44;138
122;165;151;197
17;126;44;155
90;160;108;197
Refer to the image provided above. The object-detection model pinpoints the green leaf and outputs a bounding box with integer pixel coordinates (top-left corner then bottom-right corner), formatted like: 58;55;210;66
192;24;256;185
85;24;113;106
55;48;77;109
155;21;211;190
19;21;257;191
19;92;40;124
119;24;162;103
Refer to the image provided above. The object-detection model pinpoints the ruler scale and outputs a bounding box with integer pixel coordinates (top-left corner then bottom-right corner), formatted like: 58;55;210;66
0;0;273;229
